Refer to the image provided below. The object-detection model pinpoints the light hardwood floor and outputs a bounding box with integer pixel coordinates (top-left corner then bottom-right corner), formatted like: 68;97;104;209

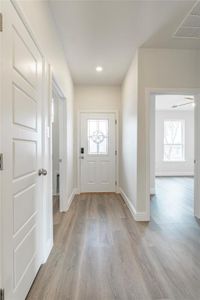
27;178;200;300
151;176;194;224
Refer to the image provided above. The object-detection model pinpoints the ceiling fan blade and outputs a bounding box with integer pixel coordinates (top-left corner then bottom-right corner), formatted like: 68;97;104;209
184;97;194;101
172;101;194;108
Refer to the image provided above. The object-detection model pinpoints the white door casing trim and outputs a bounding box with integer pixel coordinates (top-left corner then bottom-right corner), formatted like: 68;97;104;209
145;87;200;221
52;77;68;212
77;110;119;194
42;63;53;263
0;0;3;291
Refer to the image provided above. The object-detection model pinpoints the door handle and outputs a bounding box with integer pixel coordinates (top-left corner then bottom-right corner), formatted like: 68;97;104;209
42;169;47;176
38;169;48;176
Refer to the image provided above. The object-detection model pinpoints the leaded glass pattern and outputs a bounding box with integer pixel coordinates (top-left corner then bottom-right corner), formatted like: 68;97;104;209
88;119;108;154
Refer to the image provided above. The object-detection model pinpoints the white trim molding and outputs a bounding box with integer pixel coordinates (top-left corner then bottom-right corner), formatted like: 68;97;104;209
74;188;80;195
150;188;155;195
64;188;77;211
119;188;149;221
156;172;194;177
43;238;53;263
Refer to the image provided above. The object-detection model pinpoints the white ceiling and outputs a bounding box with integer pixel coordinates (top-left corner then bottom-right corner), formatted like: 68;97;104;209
49;0;198;85
156;95;194;111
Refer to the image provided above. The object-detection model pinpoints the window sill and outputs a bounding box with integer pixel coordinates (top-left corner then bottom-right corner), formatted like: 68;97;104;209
163;160;186;163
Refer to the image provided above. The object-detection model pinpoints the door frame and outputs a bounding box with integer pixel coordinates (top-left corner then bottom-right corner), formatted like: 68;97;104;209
145;87;200;220
52;77;68;211
0;0;3;291
41;63;53;263
77;110;119;194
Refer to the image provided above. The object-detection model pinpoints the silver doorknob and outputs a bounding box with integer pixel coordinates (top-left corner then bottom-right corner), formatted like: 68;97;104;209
38;169;48;176
42;169;47;176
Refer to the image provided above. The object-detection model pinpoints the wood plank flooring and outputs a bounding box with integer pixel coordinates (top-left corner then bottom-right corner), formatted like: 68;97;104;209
27;178;200;300
151;176;194;225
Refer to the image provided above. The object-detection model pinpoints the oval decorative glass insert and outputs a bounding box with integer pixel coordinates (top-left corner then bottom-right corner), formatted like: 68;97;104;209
91;130;105;144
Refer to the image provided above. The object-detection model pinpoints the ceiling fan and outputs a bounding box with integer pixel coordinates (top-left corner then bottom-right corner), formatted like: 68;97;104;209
172;96;195;109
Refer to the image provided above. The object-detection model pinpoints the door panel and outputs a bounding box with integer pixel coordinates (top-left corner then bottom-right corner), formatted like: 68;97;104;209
13;140;37;178
14;226;37;287
13;85;37;130
2;1;43;299
13;184;36;233
80;113;116;192
13;28;37;87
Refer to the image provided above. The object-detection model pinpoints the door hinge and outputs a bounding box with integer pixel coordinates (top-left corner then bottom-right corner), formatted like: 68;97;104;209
115;180;117;186
0;154;3;170
0;289;4;300
0;14;3;32
115;120;117;125
115;150;117;156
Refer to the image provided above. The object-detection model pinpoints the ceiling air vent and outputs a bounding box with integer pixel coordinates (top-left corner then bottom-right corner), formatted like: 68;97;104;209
174;1;200;39
191;2;200;16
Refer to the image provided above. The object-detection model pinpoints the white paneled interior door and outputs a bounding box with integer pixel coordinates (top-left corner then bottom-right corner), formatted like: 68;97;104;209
2;1;43;299
80;113;116;192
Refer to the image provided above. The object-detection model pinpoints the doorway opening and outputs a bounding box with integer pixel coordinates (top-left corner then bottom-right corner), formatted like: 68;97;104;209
150;93;195;223
51;79;67;231
78;112;118;193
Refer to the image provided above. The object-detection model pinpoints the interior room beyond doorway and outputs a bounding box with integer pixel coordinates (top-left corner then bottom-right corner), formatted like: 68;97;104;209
151;94;195;223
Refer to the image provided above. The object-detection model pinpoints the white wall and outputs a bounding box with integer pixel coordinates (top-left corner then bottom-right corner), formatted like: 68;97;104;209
75;85;121;111
121;48;200;218
120;53;138;210
17;0;74;203
137;48;200;213
74;85;121;188
155;110;194;176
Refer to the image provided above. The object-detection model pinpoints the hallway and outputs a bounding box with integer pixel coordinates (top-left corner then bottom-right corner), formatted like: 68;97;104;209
27;193;200;300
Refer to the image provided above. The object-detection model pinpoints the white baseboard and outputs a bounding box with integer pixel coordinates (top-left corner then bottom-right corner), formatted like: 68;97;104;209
65;188;77;211
119;188;149;221
43;238;53;263
61;189;76;212
74;187;80;195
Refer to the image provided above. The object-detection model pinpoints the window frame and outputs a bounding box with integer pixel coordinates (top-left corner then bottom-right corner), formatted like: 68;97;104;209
163;119;185;162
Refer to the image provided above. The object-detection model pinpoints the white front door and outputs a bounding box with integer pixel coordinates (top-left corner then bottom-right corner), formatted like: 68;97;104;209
2;1;43;299
80;113;116;192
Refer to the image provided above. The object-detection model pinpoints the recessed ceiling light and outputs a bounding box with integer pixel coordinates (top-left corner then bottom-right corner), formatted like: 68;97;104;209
96;66;103;72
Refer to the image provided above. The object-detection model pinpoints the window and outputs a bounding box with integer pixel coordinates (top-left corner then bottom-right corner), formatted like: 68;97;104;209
163;120;185;161
88;119;108;155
